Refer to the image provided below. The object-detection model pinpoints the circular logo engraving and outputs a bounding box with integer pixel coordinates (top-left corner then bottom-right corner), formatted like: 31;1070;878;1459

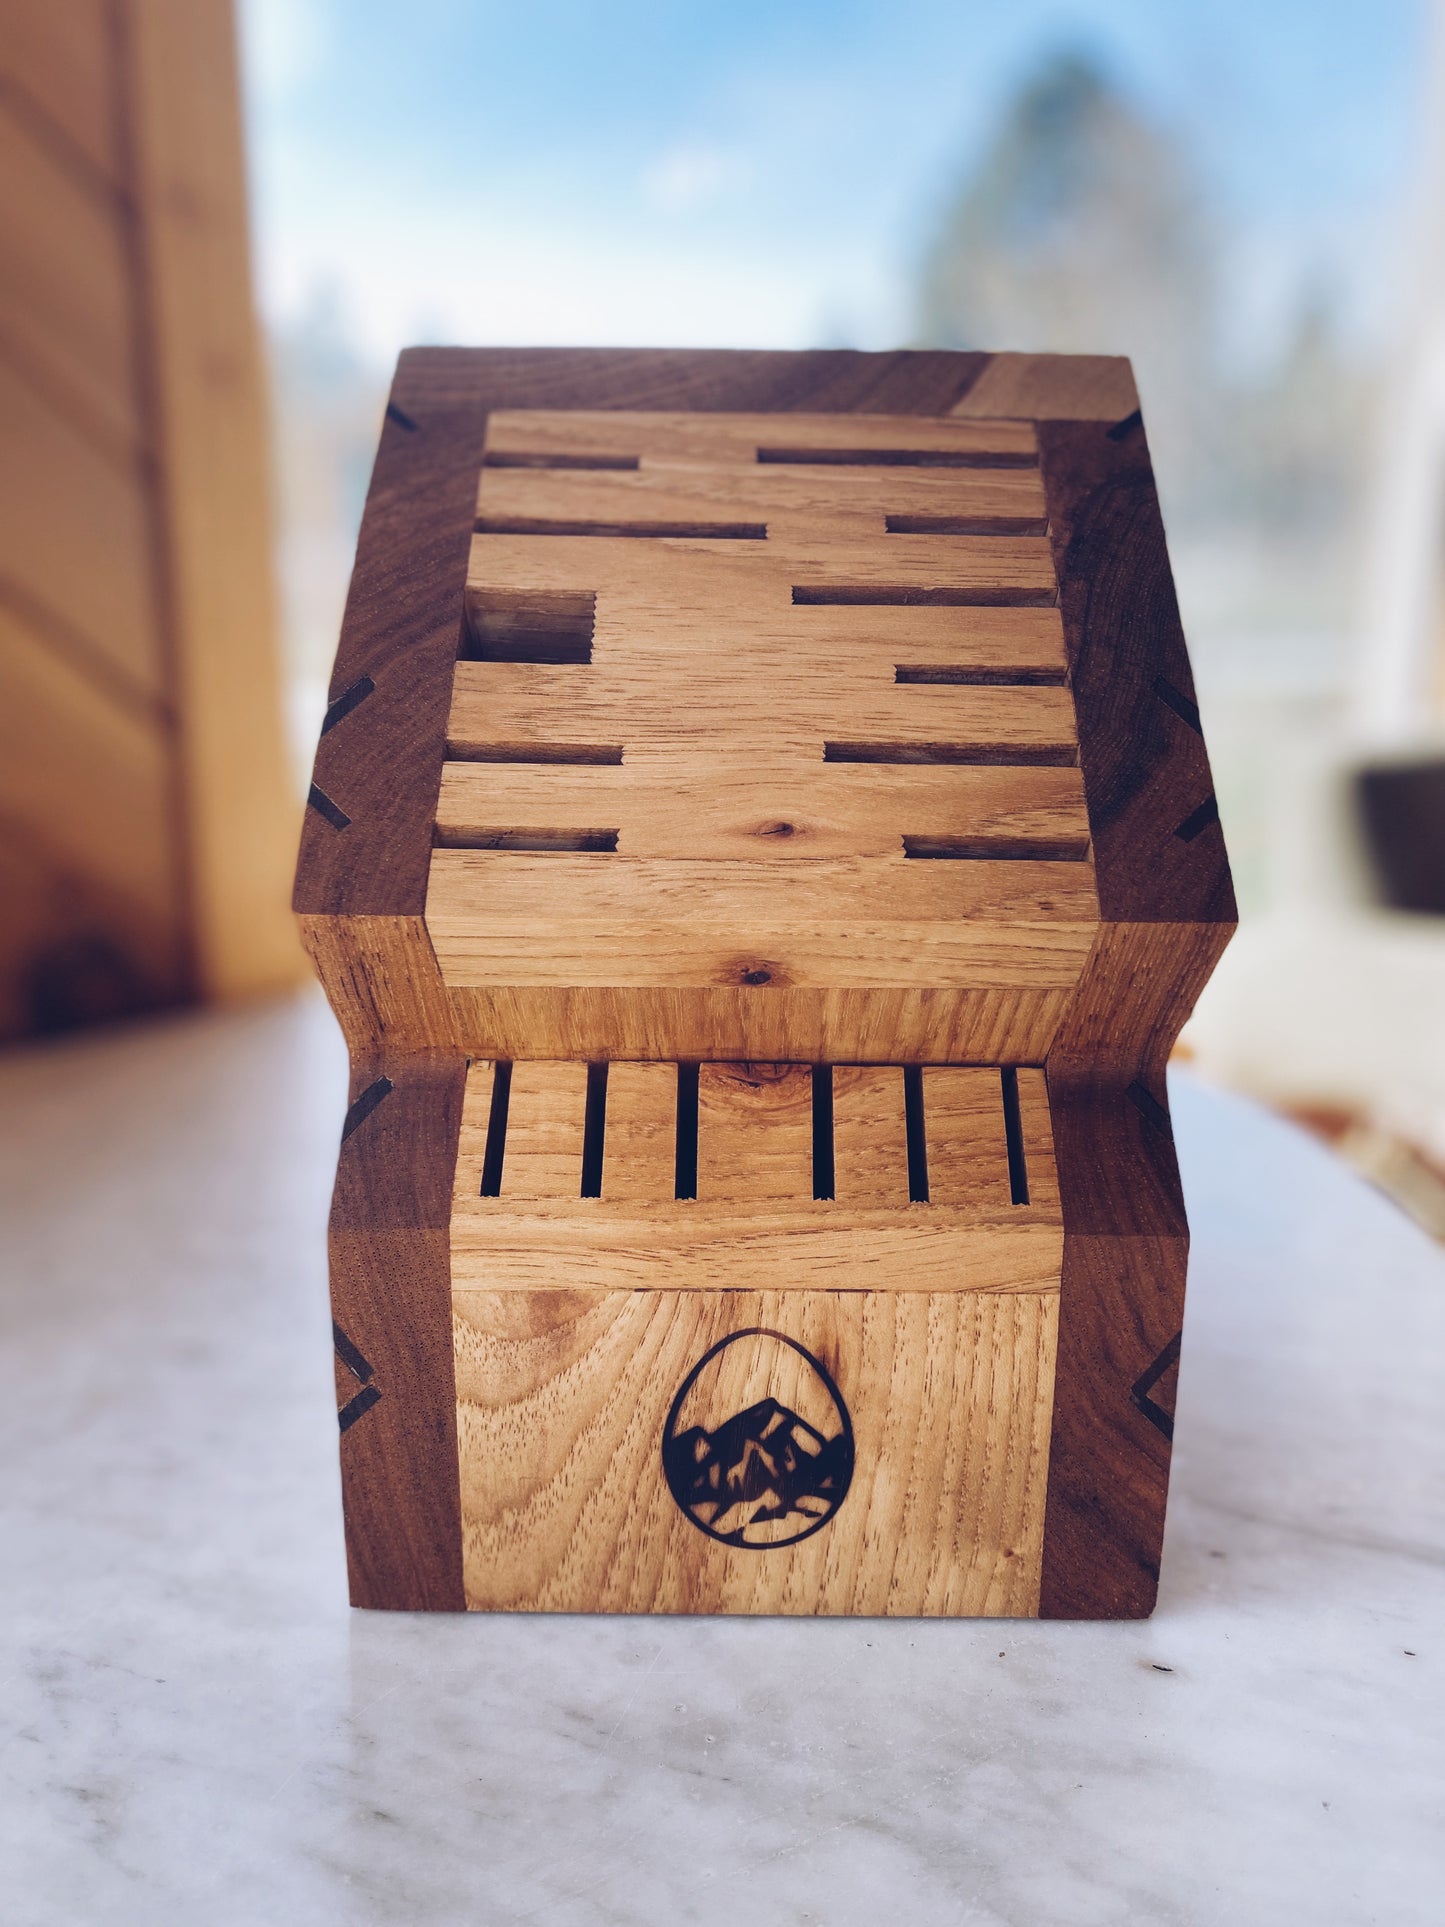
661;1328;854;1548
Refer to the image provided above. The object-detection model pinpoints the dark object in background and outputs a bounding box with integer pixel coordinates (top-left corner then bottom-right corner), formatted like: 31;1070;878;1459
1357;758;1445;914
25;934;153;1038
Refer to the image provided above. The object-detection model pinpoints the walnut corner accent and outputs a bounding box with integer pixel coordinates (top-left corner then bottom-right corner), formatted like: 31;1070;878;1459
295;349;1235;1620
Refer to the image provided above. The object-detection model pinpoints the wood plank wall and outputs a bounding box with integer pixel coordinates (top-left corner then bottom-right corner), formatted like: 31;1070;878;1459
0;0;304;1043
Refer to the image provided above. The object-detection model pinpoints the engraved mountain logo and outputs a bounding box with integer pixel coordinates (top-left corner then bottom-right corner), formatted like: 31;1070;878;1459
661;1328;854;1547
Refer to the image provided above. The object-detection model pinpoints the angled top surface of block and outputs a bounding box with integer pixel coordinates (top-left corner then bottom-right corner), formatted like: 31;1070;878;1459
433;403;1096;1003
296;349;1233;1066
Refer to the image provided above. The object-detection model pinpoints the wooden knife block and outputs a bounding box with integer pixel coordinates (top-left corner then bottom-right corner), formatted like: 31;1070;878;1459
295;349;1234;1619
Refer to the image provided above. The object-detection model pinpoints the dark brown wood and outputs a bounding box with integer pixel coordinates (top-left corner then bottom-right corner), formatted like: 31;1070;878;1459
1036;410;1236;1617
294;401;485;919
395;346;994;419
1038;1086;1188;1617
1037;415;1235;928
327;1053;467;1611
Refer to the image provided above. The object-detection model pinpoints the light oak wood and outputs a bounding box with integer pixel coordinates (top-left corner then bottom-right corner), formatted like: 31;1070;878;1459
468;530;1058;609
428;851;1095;926
447;665;1078;759
698;1062;813;1201
449;1206;1064;1295
923;1067;1014;1207
454;1286;1058;1614
428;408;1087;1060
428;913;1095;994
449;1054;1063;1293
599;1062;677;1203
497;1059;589;1198
832;1066;910;1205
478;461;1048;533
437;983;1076;1066
1016;1066;1060;1212
297;353;1235;1619
483;407;1039;467
435;761;1089;860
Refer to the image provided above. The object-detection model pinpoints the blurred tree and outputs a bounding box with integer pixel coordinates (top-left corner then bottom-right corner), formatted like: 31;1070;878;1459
917;52;1220;508
266;288;388;729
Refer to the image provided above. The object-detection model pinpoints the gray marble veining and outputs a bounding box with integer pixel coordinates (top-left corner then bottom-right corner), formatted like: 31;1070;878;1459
0;997;1441;1926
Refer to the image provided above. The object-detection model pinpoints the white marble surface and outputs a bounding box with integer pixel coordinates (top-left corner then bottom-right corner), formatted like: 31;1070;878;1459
1;996;1442;1927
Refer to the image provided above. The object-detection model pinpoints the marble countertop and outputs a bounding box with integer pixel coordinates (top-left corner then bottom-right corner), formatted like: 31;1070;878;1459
1;996;1441;1926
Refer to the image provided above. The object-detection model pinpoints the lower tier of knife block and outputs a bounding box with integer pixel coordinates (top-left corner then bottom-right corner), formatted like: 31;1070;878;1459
447;1058;1061;1615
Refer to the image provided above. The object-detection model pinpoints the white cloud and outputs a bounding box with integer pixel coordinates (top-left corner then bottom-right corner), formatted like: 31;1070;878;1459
639;143;755;213
237;0;331;100
256;192;906;368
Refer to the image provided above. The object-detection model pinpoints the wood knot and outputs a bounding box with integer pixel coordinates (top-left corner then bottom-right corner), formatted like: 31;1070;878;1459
719;957;789;988
755;820;796;838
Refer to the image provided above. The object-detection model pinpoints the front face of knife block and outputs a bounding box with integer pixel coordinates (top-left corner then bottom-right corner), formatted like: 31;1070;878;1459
297;351;1235;1619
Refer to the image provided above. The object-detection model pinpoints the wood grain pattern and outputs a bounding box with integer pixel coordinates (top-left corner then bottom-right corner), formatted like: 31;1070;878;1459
599;1062;677;1203
329;1053;467;1612
454;1286;1057;1615
449;1207;1064;1297
294;348;1236;1620
831;1066;910;1206
437;982;1076;1066
949;353;1138;424
498;1060;589;1199
1037;1089;1188;1619
426;855;1096;992
296;348;997;928
446;663;1078;759
1038;416;1233;929
435;762;1089;861
1032;408;1236;1618
923;1068;1014;1208
477;458;1047;536
698;1062;814;1201
484;406;1038;466
448;1054;1063;1295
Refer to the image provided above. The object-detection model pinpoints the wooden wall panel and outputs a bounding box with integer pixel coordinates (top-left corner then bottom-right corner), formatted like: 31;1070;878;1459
0;0;125;187
0;357;164;699
0;600;177;925
126;0;303;1001
0;0;304;1045
0;104;141;453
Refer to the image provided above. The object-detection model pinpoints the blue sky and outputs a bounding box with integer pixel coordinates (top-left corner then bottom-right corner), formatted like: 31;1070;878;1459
239;0;1428;366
